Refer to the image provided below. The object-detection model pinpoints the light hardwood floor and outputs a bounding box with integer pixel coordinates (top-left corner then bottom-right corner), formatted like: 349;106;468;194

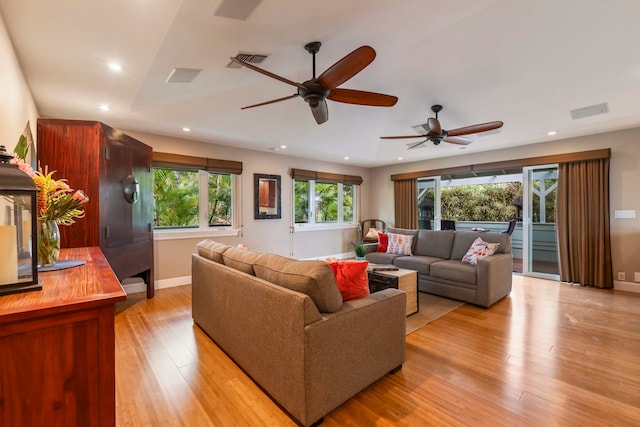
115;276;640;426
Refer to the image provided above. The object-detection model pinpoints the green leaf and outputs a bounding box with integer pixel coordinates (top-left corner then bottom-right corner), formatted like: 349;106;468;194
14;134;29;160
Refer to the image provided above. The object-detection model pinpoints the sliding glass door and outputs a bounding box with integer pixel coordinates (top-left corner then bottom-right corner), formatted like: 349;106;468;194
417;177;441;230
522;165;560;279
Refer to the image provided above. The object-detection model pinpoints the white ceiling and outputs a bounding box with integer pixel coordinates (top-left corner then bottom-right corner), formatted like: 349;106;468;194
2;0;639;167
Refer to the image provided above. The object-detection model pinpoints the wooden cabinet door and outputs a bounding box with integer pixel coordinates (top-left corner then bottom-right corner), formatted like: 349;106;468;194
0;314;102;426
102;139;132;248
102;137;152;248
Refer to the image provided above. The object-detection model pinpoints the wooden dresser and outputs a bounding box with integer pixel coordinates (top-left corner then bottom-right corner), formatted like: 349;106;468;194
0;247;126;427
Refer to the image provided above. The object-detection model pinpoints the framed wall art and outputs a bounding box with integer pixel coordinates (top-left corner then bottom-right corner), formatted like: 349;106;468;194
254;174;281;219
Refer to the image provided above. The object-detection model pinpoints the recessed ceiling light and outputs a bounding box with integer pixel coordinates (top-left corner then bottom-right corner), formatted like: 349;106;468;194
182;127;191;132
280;145;286;149
108;62;123;72
397;157;403;161
344;156;350;160
547;130;557;136
99;104;110;111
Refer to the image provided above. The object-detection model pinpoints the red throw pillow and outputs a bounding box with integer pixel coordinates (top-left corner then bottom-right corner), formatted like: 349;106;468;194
326;260;370;301
376;232;389;253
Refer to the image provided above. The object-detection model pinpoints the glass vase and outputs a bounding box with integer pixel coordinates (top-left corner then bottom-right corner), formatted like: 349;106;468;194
38;220;60;267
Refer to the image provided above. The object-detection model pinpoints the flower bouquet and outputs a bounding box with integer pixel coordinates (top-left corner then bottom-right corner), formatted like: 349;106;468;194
10;157;89;266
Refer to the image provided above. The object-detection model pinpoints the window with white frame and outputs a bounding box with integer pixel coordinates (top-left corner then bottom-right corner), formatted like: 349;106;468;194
153;169;233;228
152;153;242;233
292;168;360;227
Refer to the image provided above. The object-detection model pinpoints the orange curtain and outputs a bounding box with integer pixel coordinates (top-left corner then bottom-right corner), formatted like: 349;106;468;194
394;179;417;229
556;159;612;288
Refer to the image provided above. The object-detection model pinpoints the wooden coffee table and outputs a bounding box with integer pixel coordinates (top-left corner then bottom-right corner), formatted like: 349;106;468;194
367;267;419;316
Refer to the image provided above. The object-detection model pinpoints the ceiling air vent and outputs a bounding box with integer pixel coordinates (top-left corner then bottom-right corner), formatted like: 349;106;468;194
213;0;262;21
570;102;609;120
166;68;202;83
227;52;268;69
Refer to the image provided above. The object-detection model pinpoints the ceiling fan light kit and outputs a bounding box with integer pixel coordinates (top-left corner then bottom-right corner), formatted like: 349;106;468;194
381;104;504;150
230;41;398;124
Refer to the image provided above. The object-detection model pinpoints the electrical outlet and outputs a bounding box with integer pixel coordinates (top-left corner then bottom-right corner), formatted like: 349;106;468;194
617;272;625;281
635;272;640;282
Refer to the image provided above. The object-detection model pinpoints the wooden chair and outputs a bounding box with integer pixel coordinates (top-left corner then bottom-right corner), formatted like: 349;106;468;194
360;219;386;242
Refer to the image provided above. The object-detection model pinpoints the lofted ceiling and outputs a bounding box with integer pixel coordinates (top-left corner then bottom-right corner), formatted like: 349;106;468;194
1;0;639;167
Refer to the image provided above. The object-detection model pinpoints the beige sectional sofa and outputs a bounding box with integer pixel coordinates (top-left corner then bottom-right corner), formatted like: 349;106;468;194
191;240;406;427
366;228;513;308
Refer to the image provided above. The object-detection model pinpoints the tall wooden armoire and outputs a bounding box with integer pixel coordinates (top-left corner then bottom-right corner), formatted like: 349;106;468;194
37;119;155;297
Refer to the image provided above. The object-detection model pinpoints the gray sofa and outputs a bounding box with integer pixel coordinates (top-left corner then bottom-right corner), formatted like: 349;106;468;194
191;240;406;427
366;228;513;308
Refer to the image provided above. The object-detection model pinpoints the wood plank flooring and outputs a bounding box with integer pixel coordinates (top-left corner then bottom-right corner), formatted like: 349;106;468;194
114;276;640;426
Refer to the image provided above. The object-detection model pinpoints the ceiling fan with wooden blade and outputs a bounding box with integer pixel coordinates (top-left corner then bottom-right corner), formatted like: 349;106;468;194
380;104;503;149
230;42;398;125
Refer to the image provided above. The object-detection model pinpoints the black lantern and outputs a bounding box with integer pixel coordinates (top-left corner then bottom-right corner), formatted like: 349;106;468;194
0;145;40;295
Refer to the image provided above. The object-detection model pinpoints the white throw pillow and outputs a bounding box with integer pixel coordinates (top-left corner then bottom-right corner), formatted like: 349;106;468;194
386;232;413;255
462;237;500;266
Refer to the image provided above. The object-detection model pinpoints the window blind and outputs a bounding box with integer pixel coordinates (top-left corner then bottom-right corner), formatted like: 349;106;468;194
153;152;242;174
290;168;363;185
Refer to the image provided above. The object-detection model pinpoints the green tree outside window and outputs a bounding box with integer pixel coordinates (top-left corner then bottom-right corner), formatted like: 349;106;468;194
153;168;233;228
153;169;199;227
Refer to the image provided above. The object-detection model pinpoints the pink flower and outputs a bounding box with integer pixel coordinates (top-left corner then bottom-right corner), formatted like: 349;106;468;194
72;190;90;205
56;181;71;191
9;157;35;177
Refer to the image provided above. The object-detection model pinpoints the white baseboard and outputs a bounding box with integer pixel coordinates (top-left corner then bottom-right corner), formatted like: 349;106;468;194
613;280;640;293
121;275;192;295
157;275;191;289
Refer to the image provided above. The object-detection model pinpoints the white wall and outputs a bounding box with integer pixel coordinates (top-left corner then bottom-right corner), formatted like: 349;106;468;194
369;128;640;287
124;130;373;281
0;12;38;153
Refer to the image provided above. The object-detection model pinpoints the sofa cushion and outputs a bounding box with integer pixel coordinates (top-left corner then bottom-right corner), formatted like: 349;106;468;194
366;251;401;265
462;237;500;266
386;227;419;254
430;260;477;285
222;246;263;275
376;232;389;252
414;230;455;259
196;239;231;263
326;260;370;301
386;232;414;255
393;255;445;275
254;254;343;313
450;232;511;261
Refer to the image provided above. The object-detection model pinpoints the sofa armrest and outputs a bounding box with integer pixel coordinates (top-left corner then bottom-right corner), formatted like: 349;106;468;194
476;253;513;308
302;289;406;424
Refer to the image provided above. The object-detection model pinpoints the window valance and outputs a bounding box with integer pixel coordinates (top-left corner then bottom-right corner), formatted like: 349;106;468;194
290;168;363;185
153;152;242;174
391;148;610;181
